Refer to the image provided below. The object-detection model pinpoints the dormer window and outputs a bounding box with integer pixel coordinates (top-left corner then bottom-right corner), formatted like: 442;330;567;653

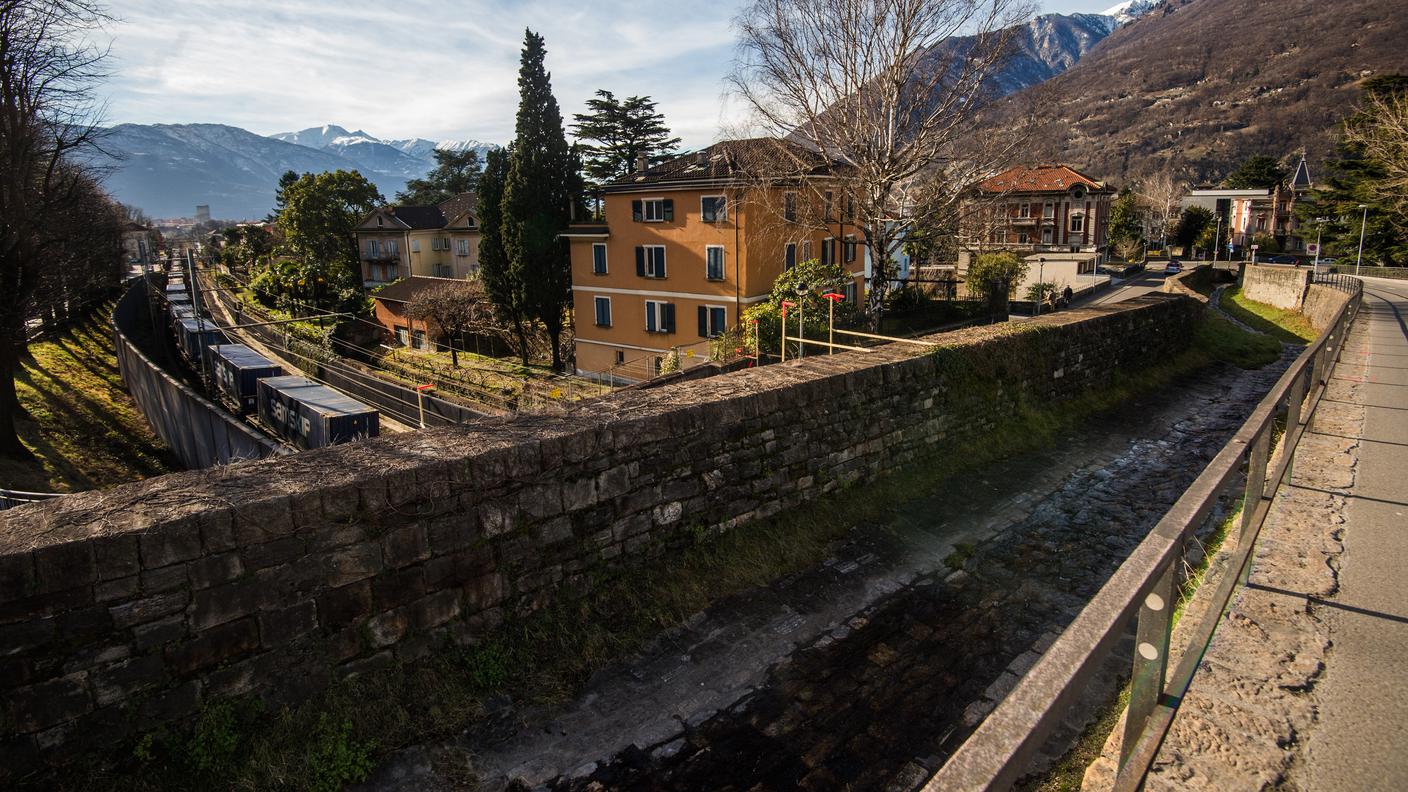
377;216;383;226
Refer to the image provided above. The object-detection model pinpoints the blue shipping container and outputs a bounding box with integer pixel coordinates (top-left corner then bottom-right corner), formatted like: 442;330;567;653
209;344;283;414
175;317;226;363
257;375;379;450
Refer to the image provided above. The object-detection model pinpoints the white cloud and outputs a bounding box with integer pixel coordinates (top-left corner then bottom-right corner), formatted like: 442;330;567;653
98;0;747;148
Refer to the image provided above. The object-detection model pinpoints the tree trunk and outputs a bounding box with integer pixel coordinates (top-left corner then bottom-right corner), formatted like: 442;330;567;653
548;325;563;373
513;319;530;367
0;337;33;461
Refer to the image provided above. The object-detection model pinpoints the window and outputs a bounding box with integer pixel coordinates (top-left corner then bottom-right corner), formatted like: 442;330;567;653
1043;202;1055;219
844;281;857;304
366;239;381;257
644;300;675;333
785;243;797;270
395;325;409;346
802;240;812;261
456;239;470;256
386;240;398;255
821;237;834;266
701;196;727;223
614;350;625;365
593;296;611;327
824;191;834;218
784;192;797;221
377;216;384;227
706;246;725;280
434;264;452;278
846;195;855;222
412;329;426;349
1018;232;1029;244
844;235;857;263
632;198;673;222
592;243;608;275
1070;214;1085;233
411;239;421;253
1019;203;1031;218
635;245;666;278
430;237;450;251
697;305;727;338
1041;228;1053;244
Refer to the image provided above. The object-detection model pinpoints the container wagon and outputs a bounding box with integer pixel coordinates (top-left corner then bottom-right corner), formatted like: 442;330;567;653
209;344;283;414
257;375;379;450
174;317;227;363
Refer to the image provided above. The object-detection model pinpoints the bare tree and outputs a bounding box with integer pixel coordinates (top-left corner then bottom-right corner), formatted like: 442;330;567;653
406;281;492;368
0;0;111;458
1344;90;1408;228
1137;171;1184;251
730;0;1035;327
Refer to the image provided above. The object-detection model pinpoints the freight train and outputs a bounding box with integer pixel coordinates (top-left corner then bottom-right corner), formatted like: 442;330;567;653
156;272;380;450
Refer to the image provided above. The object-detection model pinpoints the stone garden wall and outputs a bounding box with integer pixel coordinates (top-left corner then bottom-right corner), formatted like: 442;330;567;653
0;294;1199;776
1300;284;1351;333
1242;263;1310;309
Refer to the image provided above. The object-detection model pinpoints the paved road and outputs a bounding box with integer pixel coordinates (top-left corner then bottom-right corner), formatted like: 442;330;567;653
1303;276;1408;790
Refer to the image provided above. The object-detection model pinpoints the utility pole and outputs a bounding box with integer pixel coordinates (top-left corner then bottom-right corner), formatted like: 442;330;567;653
1355;204;1369;276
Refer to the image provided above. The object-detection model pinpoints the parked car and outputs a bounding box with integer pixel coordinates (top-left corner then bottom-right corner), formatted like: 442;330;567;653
1164;261;1183;275
1264;254;1299;265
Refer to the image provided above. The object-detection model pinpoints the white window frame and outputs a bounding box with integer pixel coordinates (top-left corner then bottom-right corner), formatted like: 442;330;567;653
366;239;380;257
411;239;421;253
386;240;399;255
802;240;812;261
701;195;727;223
1070;213;1085;233
785;242;797;270
592;243;608;275
1043;202;1055;219
593;295;612;327
704;304;728;338
1041;227;1053;244
705;245;725;281
1019;203;1032;218
784;192;797;221
456;239;470;256
643;199;666;222
643;245;666;278
822;237;834;265
1018;232;1029;244
644;299;670;333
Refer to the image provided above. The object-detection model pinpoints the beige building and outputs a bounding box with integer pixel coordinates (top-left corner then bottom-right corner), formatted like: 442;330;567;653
354;193;479;287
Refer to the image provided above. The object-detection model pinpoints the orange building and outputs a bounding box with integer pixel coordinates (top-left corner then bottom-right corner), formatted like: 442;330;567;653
566;139;865;381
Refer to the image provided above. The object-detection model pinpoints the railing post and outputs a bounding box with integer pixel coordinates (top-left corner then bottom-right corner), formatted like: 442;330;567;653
1121;561;1177;769
1239;426;1272;585
1283;369;1309;481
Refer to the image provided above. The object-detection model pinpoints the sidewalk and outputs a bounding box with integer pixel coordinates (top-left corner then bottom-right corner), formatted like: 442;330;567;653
1143;276;1408;790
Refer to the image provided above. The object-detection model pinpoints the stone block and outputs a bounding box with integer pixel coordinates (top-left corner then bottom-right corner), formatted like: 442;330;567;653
140;564;187;595
137;679;200;729
33;540;97;595
199;509;237;553
561;477;598;511
317;580;372;630
55;605;112;647
0;551;35;601
410;589;460;631
190;579;261;631
188;552;243;590
166;617;259;675
519;483;563;520
365;607;409;648
61;643;130;675
373;566;427;611
596;464;633;501
138;521;202;569
10;673;92;732
233;494;294;545
132;615;187;651
93;574;139;604
326;543;382;587
93;535;140;581
92;655;166;707
426;513;478;553
480;500;517;538
0;616;55;656
382;524;429;569
110;591;187;630
463;573;505;613
241;535;305;571
258;600;318;647
424;547;493;589
532;517;574;547
339;650;394;679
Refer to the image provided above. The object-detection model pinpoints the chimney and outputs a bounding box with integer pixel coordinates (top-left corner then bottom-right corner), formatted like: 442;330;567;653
636;152;649;173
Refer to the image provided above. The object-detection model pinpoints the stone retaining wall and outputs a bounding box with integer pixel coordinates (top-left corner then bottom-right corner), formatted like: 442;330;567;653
1242;264;1310;310
0;295;1199;775
1301;284;1351;333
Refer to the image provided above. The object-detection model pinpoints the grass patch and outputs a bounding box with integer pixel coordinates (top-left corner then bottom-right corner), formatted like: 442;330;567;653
52;304;1283;791
1193;311;1283;369
944;542;977;571
0;301;178;492
1221;287;1318;344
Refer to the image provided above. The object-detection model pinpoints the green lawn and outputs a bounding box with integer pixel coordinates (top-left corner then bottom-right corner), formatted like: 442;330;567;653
0;302;178;493
1221;287;1319;344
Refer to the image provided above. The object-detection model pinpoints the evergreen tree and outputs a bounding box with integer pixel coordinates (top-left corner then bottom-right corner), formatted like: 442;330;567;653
1223;155;1288;189
396;148;483;205
267;169;302;222
502;29;579;372
476;146;531;362
571;90;681;212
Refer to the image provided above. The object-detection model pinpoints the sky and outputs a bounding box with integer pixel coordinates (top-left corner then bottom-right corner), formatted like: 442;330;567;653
97;0;1119;150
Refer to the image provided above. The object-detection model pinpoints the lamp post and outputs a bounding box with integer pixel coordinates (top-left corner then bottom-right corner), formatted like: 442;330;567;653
1211;213;1222;267
1312;217;1328;278
1355;204;1369;276
1036;257;1045;317
794;282;809;358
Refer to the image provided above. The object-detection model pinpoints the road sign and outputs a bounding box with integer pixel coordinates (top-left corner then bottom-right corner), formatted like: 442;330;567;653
1307;242;1320;255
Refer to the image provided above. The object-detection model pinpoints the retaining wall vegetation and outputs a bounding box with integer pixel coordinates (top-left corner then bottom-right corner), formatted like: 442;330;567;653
0;294;1200;776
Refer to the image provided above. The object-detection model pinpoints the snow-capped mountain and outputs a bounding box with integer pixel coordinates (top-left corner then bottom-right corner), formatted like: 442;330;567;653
271;125;495;181
1102;0;1161;26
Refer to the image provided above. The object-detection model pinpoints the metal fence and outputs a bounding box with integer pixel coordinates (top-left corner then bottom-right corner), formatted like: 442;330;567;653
924;277;1364;791
0;489;61;511
112;279;284;469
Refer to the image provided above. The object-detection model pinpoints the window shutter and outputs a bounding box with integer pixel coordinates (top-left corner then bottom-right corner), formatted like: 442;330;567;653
697;306;708;338
646;303;656;333
632;200;643;222
658;249;666;279
663;303;676;333
662;199;674;221
636;246;645;277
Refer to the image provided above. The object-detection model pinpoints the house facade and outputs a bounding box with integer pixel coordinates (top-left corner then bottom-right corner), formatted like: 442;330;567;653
565;139;866;382
354;193;480;287
1182;154;1314;255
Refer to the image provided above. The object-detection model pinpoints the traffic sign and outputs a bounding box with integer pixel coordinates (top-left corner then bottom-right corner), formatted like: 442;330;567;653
1307;242;1319;255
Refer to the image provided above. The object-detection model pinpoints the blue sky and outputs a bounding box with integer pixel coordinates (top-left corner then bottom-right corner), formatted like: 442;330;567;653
98;1;1118;149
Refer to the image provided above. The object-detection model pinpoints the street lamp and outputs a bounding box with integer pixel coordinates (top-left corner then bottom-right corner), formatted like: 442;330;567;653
1355;204;1369;276
1036;257;1045;316
794;282;809;358
1312;217;1329;278
1211;213;1222;267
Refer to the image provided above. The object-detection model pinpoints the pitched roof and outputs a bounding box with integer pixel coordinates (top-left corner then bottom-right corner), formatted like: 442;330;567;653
384;205;447;230
979;164;1110;194
605;138;835;191
1290;155;1312;190
437;192;477;222
371;276;481;305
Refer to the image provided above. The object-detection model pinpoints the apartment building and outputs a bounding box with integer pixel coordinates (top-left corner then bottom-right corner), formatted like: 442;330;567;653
1183;154;1314;254
354;192;480;287
566;139;866;381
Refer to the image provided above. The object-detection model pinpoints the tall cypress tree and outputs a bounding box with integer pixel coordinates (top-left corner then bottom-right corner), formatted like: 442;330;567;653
502;29;577;372
476;145;531;363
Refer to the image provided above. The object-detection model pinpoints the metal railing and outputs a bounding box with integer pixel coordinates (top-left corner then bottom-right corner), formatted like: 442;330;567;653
0;488;62;511
924;276;1364;791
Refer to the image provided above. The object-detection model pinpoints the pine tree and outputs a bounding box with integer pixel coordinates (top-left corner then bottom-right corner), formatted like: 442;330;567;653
502;29;579;372
571;90;682;204
396;148;483;205
476;146;531;362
